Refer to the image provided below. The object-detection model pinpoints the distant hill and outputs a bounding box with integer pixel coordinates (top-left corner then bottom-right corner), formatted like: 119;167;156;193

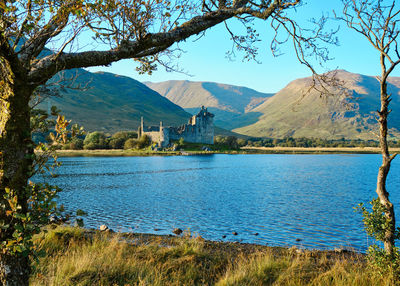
234;70;400;140
38;70;192;132
144;80;273;129
37;70;242;137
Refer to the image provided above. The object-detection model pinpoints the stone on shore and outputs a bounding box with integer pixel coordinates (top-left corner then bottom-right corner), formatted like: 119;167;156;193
173;228;183;235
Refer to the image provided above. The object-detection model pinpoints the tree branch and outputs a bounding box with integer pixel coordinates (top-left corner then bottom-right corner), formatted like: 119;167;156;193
28;4;279;84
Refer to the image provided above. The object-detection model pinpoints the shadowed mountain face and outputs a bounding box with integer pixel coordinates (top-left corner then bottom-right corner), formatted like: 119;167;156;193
36;70;243;137
144;80;273;129
234;70;400;140
38;70;191;132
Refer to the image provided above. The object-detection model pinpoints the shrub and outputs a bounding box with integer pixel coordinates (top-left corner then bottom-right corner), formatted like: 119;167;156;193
124;138;138;150
136;135;151;149
69;137;84;150
109;137;126;149
109;131;138;149
83;132;108;150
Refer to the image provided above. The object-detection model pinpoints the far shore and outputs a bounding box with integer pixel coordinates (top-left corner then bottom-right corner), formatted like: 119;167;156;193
243;146;400;154
52;146;400;157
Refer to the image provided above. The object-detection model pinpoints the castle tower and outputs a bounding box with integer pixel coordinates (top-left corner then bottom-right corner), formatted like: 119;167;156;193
138;116;144;137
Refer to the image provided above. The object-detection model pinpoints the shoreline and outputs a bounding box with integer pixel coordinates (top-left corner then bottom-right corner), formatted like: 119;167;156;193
53;147;400;157
32;225;379;285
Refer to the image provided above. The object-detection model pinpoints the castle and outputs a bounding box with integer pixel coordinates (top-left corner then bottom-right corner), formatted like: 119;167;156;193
138;106;214;147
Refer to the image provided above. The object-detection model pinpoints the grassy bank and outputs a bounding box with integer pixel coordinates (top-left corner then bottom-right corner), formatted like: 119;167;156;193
30;226;396;285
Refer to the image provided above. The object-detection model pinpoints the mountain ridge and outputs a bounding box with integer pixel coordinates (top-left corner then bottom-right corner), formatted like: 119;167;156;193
144;80;274;129
235;70;400;140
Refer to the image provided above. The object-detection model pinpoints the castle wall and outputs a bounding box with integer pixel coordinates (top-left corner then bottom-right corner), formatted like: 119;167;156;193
169;114;214;144
139;107;214;147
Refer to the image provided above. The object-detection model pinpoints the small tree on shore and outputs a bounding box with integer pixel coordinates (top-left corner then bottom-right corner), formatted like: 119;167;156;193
337;0;400;257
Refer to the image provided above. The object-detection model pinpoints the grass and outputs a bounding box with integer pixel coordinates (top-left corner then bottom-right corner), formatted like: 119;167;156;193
30;226;398;286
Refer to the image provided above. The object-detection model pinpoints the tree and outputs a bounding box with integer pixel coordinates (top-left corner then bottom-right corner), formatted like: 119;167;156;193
83;131;108;149
0;0;335;284
338;0;400;257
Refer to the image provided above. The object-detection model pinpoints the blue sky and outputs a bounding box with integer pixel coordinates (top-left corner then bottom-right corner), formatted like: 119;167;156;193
87;0;395;93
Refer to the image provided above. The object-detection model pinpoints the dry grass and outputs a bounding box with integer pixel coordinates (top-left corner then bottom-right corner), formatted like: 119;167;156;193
30;226;398;286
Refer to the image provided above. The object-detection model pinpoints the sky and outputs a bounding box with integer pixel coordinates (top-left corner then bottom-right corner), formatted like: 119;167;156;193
86;0;397;94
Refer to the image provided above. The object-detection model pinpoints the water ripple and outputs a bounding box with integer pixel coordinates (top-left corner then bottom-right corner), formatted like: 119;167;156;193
38;154;400;252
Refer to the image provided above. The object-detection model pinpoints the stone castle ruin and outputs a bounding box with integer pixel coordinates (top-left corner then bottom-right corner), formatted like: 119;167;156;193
138;106;214;147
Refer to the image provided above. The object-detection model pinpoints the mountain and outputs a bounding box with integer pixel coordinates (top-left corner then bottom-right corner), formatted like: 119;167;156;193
38;70;192;132
37;70;243;137
234;70;400;140
144;80;273;129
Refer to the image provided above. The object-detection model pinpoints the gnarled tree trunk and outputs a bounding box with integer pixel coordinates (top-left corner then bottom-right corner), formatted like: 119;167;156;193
376;78;396;256
0;56;34;286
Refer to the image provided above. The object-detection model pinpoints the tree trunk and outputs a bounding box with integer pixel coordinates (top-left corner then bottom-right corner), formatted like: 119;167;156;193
0;56;33;285
376;79;396;256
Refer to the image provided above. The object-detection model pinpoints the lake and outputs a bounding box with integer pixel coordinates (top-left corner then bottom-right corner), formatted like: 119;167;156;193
43;154;400;252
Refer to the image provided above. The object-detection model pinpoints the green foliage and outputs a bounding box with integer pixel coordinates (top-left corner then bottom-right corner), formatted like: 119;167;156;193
62;137;84;150
1;106;84;258
109;131;137;149
356;199;400;242
245;136;386;148
83;131;108;150
123;138;138;150
215;135;241;150
356;198;400;275
136;134;151;149
366;245;400;276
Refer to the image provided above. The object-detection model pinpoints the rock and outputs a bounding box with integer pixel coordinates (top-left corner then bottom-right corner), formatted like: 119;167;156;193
232;231;238;236
334;247;351;254
100;224;109;231
49;215;58;223
173;228;183;235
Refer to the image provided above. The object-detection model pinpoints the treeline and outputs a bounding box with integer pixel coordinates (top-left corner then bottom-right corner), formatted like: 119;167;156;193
40;130;400;151
54;131;152;150
215;135;400;149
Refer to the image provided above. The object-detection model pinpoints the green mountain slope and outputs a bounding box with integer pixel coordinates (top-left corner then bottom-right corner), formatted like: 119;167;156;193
234;70;400;140
38;70;191;132
144;80;273;129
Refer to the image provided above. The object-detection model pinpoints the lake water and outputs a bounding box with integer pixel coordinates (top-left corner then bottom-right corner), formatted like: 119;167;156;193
43;154;400;252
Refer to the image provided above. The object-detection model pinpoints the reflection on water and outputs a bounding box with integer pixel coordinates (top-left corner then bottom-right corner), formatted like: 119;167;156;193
42;154;400;252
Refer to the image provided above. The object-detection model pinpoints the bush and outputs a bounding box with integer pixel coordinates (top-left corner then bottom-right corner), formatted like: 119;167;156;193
136;135;151;149
109;137;126;149
83;132;108;150
124;138;138;150
69;137;84;150
109;131;138;149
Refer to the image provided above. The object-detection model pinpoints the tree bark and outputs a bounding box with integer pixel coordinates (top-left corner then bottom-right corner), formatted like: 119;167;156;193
376;78;396;256
0;56;33;286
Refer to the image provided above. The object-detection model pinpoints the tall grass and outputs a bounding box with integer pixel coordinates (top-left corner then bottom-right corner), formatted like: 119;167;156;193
30;226;398;286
